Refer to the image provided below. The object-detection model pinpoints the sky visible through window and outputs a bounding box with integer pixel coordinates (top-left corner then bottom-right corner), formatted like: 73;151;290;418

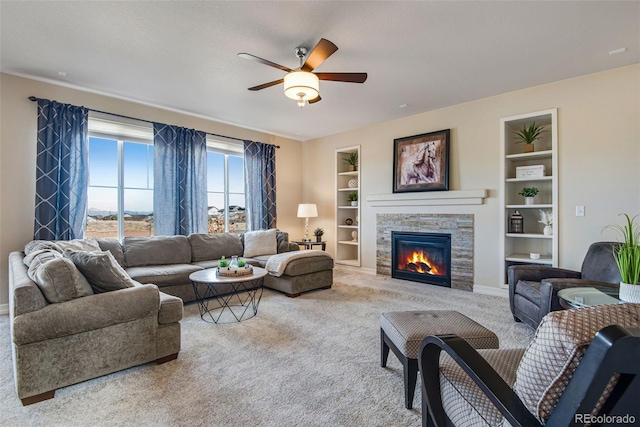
88;137;245;215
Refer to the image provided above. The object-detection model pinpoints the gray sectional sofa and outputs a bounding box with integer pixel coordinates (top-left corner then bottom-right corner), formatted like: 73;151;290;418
9;230;333;405
99;230;333;301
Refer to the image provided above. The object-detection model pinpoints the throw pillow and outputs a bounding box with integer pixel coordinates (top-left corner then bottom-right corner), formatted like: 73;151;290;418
243;229;278;258
64;249;137;293
27;250;94;303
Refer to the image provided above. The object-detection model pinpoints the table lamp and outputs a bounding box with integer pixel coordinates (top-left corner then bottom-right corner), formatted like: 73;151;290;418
297;203;318;242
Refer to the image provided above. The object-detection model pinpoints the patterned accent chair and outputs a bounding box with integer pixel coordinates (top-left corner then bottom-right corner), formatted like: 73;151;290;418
508;241;621;329
417;303;640;427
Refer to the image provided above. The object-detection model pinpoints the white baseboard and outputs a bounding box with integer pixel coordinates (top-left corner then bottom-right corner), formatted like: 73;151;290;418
473;285;509;298
0;304;9;315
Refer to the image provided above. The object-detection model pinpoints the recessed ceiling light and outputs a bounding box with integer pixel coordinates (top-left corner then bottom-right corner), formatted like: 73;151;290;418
57;71;68;77
398;104;408;109
609;47;627;55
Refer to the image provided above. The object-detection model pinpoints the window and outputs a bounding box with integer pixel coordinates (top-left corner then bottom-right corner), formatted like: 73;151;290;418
86;117;154;239
85;117;246;238
206;140;246;233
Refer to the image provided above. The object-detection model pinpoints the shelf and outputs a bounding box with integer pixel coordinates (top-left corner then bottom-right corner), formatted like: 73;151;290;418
506;233;552;239
338;187;359;192
338;225;358;229
506;204;553;209
338;240;359;245
506;176;553;182
338;171;358;176
505;150;552;160
338;206;359;209
506;253;553;264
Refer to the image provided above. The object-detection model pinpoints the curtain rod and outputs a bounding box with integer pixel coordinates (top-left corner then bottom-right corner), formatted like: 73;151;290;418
28;96;280;149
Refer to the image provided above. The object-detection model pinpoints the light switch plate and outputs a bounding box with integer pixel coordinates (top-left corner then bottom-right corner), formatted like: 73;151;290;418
576;206;585;217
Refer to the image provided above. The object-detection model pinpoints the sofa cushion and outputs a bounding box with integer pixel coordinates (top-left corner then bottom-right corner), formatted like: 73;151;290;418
514;303;640;423
188;233;244;262
27;250;94;303
243;229;278;258
124;235;192;267
126;264;203;287
96;238;126;267
64;249;138;293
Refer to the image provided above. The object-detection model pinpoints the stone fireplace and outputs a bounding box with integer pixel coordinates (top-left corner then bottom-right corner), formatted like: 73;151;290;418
377;214;473;291
392;231;451;287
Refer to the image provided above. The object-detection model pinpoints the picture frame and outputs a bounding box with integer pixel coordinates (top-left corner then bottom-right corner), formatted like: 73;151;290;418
393;129;450;193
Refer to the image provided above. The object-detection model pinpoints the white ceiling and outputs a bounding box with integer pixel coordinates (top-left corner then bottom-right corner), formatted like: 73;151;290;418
1;1;638;141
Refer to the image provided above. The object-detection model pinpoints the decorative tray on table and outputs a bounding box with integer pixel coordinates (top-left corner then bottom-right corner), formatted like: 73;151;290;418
217;265;254;277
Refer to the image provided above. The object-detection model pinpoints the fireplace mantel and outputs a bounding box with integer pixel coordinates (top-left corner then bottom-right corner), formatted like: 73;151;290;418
366;189;487;207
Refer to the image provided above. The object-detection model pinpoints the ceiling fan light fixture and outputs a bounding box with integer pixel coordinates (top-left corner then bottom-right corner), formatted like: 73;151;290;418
284;71;319;105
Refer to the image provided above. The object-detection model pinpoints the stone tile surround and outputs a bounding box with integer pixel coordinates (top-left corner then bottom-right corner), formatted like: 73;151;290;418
376;214;474;291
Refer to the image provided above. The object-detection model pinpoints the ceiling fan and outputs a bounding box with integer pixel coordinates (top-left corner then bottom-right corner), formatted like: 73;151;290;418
238;38;368;107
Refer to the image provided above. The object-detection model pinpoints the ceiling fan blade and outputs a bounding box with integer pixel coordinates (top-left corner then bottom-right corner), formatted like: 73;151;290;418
238;53;293;73
248;79;284;91
308;95;322;104
315;72;368;83
301;38;338;72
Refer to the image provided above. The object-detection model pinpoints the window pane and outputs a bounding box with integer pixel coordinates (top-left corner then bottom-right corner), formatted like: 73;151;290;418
207;152;224;192
86;187;118;238
207;192;225;234
228;155;245;193
89;137;117;187
124;142;153;189
228;194;246;232
124;189;154;237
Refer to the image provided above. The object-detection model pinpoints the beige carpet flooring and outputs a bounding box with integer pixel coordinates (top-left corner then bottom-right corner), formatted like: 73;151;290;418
0;269;534;427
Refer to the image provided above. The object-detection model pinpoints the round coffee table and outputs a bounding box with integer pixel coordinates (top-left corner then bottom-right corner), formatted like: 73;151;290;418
558;286;620;309
189;266;268;323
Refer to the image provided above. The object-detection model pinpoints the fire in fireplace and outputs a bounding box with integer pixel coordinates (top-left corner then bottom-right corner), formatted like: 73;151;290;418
391;231;451;287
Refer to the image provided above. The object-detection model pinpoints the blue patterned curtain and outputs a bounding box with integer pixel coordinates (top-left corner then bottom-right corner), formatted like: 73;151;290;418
244;141;277;230
153;124;207;235
34;99;89;240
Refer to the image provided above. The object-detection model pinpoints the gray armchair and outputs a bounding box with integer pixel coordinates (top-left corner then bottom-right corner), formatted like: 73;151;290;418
508;242;620;329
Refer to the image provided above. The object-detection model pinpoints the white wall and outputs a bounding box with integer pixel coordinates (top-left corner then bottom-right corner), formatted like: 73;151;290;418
303;65;640;288
0;73;303;307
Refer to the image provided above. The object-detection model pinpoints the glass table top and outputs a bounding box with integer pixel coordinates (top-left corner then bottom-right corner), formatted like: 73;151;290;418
558;287;620;309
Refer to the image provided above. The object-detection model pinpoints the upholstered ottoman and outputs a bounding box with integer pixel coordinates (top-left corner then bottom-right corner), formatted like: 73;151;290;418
264;250;334;297
380;310;499;409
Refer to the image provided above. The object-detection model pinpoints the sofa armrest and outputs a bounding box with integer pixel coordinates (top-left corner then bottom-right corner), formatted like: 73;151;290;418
540;278;620;312
158;291;183;324
12;284;160;346
287;243;300;252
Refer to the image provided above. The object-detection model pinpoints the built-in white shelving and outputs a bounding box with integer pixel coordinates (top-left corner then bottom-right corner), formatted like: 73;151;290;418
500;109;558;285
335;145;361;267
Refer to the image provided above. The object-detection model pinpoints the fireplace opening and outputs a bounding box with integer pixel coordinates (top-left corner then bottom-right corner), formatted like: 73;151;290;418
391;231;451;287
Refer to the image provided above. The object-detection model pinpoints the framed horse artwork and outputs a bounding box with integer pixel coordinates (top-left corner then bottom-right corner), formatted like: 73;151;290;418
393;129;450;193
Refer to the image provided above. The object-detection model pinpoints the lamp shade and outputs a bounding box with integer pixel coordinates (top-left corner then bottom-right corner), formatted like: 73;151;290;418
297;203;318;218
284;71;319;101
